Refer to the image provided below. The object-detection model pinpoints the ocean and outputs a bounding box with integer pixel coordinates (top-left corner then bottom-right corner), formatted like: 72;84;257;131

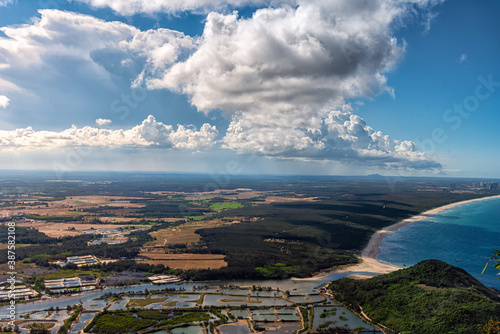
377;197;500;290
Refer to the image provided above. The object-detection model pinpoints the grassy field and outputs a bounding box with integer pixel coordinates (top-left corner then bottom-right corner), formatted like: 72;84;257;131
138;253;226;260
38;269;104;279
70;200;96;205
187;215;205;220
142;259;227;270
209;201;244;211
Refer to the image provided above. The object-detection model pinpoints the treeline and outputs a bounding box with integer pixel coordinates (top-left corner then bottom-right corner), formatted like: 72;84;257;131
26;214;85;222
96;260;175;275
0;225;54;244
135;202;209;218
329;260;500;334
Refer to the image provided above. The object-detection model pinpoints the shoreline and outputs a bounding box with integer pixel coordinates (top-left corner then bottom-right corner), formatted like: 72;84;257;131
326;194;500;279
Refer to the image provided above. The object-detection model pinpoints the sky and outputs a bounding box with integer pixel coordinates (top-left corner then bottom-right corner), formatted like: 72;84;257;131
0;0;499;178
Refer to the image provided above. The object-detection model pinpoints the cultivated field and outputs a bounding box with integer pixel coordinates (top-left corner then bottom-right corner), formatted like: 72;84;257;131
140;259;227;270
146;218;242;247
17;221;151;238
4;195;147;218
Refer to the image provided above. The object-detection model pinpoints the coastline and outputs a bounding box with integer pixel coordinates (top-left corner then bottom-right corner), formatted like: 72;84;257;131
329;194;500;279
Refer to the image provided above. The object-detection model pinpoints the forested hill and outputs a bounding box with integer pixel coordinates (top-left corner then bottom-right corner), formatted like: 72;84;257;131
329;260;500;334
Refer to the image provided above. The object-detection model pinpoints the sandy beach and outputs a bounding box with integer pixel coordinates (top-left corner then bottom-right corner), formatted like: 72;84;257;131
329;194;500;279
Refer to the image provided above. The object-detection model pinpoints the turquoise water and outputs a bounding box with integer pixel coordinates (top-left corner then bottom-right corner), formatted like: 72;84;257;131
377;197;500;289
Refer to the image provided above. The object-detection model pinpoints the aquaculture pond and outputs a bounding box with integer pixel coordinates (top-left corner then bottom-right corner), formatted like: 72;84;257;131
170;325;204;334
69;312;96;333
312;306;377;332
251;309;276;315
230;309;250;318
108;298;129;310
287;294;324;304
253;314;277;321
12;310;68;334
219;320;251;334
82;299;107;311
202;294;291;307
258;322;301;334
276;313;300;321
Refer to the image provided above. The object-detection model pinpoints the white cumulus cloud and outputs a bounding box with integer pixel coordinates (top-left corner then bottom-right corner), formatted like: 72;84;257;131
223;107;441;169
0;115;218;152
0;95;9;108
0;9;194;122
75;0;298;15
0;2;444;171
95;118;112;126
143;0;442;170
148;1;406;113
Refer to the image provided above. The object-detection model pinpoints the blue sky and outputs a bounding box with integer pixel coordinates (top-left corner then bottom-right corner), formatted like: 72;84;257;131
0;0;498;177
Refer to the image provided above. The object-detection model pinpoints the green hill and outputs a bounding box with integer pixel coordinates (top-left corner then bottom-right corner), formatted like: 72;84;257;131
328;260;500;334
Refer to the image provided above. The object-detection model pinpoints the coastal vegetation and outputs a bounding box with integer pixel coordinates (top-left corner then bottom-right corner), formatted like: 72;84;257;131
329;260;500;334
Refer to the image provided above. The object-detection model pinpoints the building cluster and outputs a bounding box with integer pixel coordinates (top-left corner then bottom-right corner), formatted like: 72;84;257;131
87;237;126;246
148;275;182;284
478;182;499;191
56;255;100;267
0;285;38;301
44;275;98;294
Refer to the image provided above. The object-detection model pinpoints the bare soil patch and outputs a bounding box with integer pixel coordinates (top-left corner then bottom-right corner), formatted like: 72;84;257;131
98;217;187;223
138;252;226;261
3;195;147;218
263;196;318;203
141;259;227;270
147;219;241;247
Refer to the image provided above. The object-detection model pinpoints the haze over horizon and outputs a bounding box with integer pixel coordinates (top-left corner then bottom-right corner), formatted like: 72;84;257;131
0;0;499;178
